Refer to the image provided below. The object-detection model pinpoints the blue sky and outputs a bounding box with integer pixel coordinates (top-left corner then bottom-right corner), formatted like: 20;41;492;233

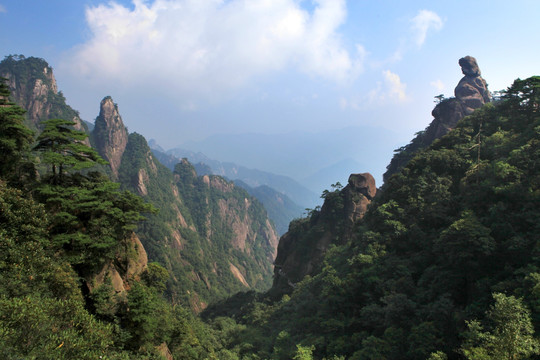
1;0;539;189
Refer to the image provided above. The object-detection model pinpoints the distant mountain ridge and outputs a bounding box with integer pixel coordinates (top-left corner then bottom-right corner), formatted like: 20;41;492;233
233;180;304;236
152;144;319;208
151;145;306;235
179;126;397;193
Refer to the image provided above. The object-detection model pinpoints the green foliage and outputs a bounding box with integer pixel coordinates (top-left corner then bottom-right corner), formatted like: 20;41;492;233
0;295;133;360
35;172;154;272
204;76;540;359
0;79;35;185
461;293;540;360
293;344;315;360
34;118;106;184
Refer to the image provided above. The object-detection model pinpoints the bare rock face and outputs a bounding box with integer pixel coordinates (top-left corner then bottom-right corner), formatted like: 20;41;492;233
87;232;148;296
428;56;490;139
383;56;491;183
93;97;129;179
1;63;57;126
0;56;88;141
272;172;376;293
343;173;377;225
455;56;491;115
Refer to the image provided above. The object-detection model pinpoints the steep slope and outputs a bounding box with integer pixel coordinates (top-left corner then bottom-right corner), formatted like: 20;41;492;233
153;146;308;235
0;55;88;137
162;146;319;208
271;173;376;295
93;96;128;179
233;180;304;236
207;76;540;360
383;56;491;183
118;132;279;310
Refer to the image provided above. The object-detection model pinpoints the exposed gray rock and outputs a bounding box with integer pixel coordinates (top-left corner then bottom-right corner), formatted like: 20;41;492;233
93;97;129;179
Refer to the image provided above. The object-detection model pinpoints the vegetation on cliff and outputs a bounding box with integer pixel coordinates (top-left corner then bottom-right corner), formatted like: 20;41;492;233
2;52;540;360
203;76;540;359
0;81;226;358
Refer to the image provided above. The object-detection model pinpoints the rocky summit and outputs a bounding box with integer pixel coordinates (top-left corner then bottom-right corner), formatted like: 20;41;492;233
93;96;129;179
272;172;376;294
383;56;491;182
455;56;491;115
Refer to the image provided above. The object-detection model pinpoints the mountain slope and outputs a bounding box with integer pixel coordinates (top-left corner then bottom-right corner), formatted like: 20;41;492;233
205;75;540;359
233;180;304;236
2;55;280;312
163;146;320;208
0;55;88;137
116;131;280;310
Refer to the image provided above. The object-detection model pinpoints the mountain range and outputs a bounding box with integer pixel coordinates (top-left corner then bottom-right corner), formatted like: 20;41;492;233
2;53;540;359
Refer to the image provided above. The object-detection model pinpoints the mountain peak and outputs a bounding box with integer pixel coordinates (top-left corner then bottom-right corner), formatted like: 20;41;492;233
383;56;491;182
0;55;86;136
93;96;128;178
455;56;491;115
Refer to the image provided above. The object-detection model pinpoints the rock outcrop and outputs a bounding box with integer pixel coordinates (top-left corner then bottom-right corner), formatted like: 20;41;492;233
93;97;129;179
119;133;280;310
455;56;491;115
0;55;88;138
87;232;148;297
383;56;491;182
272;173;376;294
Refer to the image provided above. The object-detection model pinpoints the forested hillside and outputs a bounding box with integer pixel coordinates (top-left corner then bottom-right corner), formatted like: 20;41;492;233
0;80;219;358
0;55;280;311
203;77;540;359
119;135;279;309
2;52;540;360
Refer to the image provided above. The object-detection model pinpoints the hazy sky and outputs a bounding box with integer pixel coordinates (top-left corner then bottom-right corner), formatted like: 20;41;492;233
1;0;539;186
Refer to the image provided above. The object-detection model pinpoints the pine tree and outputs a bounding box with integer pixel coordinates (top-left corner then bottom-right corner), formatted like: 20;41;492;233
0;79;34;185
33;118;106;184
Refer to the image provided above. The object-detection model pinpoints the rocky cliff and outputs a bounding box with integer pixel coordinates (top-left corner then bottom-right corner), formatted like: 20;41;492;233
93;96;129;179
119;133;280;310
383;56;490;183
4;55;281;312
272;173;376;294
87;232;148;297
0;55;88;138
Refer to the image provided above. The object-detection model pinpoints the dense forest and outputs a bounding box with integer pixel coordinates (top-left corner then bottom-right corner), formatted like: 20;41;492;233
201;76;540;359
1;53;540;359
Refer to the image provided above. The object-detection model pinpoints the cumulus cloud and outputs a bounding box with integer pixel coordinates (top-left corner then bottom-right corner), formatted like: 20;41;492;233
410;10;443;47
62;0;364;103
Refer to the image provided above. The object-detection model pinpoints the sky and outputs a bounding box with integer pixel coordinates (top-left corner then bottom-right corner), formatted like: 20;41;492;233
1;0;539;190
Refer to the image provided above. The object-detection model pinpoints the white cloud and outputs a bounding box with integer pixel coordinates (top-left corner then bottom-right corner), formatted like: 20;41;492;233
0;4;6;13
61;0;365;104
410;10;443;47
368;70;408;104
383;70;407;101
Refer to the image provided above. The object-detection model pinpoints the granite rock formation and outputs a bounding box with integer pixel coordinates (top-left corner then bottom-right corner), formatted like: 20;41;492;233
383;56;491;183
272;173;376;293
93;96;129;179
0;56;88;139
455;56;491;115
